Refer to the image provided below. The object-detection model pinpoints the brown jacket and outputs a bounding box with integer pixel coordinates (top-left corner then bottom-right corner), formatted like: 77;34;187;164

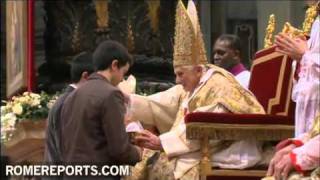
60;73;140;165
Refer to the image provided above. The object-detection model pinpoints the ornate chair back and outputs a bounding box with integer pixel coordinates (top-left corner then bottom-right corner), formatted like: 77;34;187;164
249;46;296;119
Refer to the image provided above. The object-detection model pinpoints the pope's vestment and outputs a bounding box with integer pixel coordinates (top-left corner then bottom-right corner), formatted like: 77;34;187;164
128;65;266;180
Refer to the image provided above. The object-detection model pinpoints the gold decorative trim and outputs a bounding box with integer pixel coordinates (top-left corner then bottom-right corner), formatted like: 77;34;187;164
94;0;109;29
210;169;267;177
147;0;160;34
268;55;287;114
277;59;295;116
250;51;282;69
186;122;294;141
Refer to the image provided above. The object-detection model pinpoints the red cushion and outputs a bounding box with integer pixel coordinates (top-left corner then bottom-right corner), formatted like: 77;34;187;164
184;112;293;125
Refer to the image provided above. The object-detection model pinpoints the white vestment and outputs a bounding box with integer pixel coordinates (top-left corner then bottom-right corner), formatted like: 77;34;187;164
292;16;320;137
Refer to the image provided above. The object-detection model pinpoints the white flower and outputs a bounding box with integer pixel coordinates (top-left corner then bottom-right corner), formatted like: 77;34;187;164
1;113;17;130
16;96;28;104
4;113;17;127
1;106;7;114
30;99;41;107
12;103;23;115
30;93;41;99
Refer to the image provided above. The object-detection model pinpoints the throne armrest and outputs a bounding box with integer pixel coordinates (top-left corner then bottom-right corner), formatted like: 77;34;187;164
184;112;294;178
185;112;294;141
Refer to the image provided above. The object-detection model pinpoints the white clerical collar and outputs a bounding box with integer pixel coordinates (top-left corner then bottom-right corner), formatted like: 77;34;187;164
182;68;214;112
199;68;214;85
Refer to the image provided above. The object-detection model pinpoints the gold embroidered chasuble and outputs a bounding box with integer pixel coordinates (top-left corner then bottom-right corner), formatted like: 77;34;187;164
160;65;265;179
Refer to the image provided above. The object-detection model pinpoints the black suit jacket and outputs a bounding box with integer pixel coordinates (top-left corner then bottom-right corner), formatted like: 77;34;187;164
44;85;75;163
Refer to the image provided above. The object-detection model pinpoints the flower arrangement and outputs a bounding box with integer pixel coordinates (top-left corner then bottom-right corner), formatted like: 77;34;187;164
1;91;58;143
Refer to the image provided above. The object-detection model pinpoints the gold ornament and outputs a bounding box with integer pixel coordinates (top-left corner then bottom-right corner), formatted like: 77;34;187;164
281;22;304;39
94;0;109;29
302;2;318;36
147;0;160;34
264;14;275;48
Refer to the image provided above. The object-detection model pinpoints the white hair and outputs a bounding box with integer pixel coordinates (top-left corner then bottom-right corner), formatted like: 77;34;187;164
178;65;207;73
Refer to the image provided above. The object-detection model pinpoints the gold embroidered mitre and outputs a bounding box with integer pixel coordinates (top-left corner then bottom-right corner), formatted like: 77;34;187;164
173;0;208;67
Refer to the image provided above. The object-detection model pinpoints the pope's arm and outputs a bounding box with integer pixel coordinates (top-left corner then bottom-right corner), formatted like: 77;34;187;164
159;73;265;158
160;104;230;157
130;85;184;133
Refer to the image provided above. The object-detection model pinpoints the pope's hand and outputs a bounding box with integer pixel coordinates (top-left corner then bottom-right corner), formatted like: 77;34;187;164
118;75;136;94
135;130;163;151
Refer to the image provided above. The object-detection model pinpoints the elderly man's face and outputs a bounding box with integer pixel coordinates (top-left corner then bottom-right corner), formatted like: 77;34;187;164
174;65;202;92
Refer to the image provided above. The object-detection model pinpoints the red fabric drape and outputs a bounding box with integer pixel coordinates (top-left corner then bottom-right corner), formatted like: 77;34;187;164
27;0;35;92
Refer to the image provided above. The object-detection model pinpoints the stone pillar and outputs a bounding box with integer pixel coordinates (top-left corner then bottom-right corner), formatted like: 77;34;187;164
34;1;46;70
199;0;212;61
210;1;227;44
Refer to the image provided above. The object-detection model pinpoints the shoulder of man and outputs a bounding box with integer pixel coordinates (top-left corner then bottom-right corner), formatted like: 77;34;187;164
50;89;74;115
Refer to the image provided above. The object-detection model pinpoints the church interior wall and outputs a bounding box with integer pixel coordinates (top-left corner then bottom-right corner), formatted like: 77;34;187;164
0;0;309;100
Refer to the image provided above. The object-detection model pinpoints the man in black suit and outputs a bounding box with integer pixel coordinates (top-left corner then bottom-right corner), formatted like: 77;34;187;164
44;52;94;164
